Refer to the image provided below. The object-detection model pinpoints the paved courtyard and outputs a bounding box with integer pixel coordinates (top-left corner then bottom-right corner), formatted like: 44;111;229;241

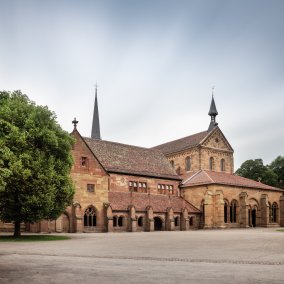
0;228;284;283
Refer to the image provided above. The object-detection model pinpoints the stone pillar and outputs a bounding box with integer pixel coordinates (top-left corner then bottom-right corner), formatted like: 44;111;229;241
280;195;284;227
105;204;113;232
146;206;154;232
204;191;213;229
166;207;174;231
239;192;249;228
260;194;269;227
129;205;137;232
215;190;226;228
181;208;189;231
55;215;63;233
73;202;83;233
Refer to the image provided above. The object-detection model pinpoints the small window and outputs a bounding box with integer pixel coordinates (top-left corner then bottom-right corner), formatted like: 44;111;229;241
169;185;174;195
209;157;214;170
87;184;95;193
221;159;225;172
185;156;191;171
170;160;175;168
81;157;88;167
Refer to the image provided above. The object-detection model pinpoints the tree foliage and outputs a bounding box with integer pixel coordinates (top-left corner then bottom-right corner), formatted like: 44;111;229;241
236;157;283;188
0;91;74;236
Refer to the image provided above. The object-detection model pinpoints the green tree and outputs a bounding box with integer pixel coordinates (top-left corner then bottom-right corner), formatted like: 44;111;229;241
269;156;284;189
235;159;278;187
0;91;74;236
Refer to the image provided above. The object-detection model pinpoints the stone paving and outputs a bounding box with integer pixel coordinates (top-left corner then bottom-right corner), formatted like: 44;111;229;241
0;228;284;283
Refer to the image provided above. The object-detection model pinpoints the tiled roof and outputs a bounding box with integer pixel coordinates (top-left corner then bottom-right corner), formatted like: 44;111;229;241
182;170;283;191
108;192;200;213
152;131;208;154
84;137;180;180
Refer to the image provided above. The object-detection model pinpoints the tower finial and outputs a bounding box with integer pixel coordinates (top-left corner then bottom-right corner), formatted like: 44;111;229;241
208;89;218;131
91;83;101;139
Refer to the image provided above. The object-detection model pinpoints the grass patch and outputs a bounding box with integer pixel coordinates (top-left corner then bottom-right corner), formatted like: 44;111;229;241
277;229;284;232
0;235;71;242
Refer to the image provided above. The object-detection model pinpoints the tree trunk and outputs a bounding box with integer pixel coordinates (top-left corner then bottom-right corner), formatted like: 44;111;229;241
14;221;21;237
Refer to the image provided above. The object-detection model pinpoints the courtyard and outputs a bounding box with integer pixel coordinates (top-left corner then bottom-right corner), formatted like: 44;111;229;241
0;228;284;283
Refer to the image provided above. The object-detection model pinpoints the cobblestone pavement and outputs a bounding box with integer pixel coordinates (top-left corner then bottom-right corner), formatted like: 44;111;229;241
0;228;284;283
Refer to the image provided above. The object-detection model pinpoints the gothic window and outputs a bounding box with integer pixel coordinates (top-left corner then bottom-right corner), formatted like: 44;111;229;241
174;216;180;227
221;159;225;172
113;216;118;227
170;160;175;168
209;157;214;170
118;216;124;227
138;216;143;227
185;156;191;171
87;184;95;193
84;206;96;227
230;200;237;223
272;203;277;223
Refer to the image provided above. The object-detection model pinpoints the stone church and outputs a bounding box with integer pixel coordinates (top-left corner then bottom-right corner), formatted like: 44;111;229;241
1;89;283;233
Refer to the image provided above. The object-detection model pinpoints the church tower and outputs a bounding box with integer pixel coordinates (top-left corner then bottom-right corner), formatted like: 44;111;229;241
91;85;101;139
208;95;218;131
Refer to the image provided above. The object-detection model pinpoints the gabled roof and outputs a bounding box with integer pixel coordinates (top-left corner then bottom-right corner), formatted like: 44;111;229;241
152;131;208;155
181;170;283;191
84;137;180;180
108;192;200;213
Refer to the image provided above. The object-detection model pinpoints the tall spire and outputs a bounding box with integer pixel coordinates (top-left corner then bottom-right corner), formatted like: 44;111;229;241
91;85;101;139
208;88;218;131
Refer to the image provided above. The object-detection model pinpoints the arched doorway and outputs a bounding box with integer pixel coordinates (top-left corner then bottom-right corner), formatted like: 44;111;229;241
154;217;163;231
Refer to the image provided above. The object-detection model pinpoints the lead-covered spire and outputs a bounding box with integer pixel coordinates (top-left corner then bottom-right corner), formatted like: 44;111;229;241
208;91;218;131
91;85;101;139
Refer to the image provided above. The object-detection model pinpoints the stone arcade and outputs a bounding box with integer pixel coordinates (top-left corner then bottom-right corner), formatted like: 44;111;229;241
1;90;283;233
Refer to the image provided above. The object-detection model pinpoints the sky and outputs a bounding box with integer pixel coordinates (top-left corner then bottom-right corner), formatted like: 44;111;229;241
0;0;283;170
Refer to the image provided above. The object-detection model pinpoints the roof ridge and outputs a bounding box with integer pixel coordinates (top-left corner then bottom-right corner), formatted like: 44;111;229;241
152;130;208;149
84;136;161;152
182;170;202;185
204;170;214;182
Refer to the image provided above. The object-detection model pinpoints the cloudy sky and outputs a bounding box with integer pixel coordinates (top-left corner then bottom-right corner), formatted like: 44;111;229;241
0;0;283;169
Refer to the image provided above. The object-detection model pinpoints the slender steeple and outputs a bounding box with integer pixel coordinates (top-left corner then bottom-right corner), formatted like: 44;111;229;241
208;88;218;131
91;85;101;139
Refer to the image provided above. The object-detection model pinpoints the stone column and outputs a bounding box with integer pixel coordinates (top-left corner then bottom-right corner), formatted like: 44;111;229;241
280;195;284;227
73;203;83;233
181;208;189;231
166;207;174;231
260;194;269;227
239;192;249;228
105;204;113;232
129;205;137;232
146;206;154;232
204;191;213;229
215;190;226;228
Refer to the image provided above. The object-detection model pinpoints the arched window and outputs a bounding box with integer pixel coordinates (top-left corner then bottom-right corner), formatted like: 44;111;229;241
174;216;180;227
209;157;214;170
230;200;237;223
118;216;124;227
84;206;96;227
221;159;225;172
272;203;277;223
113;216;118;227
170;160;175;168
138;216;143;227
224;200;229;223
185;156;191;171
